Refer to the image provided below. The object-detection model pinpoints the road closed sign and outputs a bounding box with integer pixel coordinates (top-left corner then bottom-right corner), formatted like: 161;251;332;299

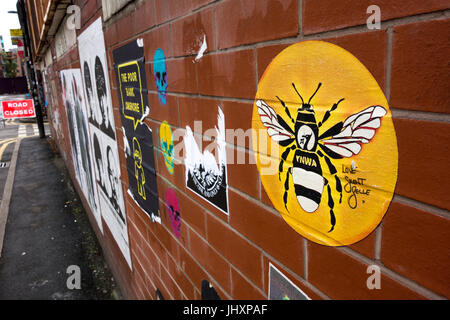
1;99;36;119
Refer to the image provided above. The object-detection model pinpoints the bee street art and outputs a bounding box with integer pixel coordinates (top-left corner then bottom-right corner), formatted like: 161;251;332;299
253;41;398;246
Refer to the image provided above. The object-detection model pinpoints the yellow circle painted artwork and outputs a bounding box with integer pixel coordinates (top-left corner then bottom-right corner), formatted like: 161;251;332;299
252;41;398;246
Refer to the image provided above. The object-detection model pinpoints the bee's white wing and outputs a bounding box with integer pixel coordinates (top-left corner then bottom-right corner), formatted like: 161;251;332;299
256;99;294;143
321;106;386;158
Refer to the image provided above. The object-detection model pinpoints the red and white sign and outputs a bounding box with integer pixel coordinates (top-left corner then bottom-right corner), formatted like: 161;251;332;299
17;39;25;59
1;99;35;119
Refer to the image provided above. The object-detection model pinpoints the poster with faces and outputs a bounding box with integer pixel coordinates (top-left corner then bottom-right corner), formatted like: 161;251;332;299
59;69;101;233
78;17;131;268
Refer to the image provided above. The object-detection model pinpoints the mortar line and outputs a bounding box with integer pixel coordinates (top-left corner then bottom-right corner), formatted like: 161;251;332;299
338;246;446;300
392;195;450;219
374;223;383;261
385;27;393;102
303;238;308;281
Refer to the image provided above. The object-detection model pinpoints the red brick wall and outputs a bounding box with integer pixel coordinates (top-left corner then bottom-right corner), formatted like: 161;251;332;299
44;0;449;300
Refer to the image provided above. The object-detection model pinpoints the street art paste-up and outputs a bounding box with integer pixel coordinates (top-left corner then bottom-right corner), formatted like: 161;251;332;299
156;289;165;300
113;39;160;224
201;280;221;300
183;107;229;214
268;263;310;300
59;69;101;233
77;18;131;267
165;188;181;238
160;121;174;174
153;48;167;105
252;40;398;246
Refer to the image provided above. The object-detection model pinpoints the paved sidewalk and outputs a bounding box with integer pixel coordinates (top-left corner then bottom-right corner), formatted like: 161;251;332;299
0;137;119;300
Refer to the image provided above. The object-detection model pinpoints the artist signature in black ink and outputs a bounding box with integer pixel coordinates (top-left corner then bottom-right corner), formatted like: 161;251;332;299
343;176;371;209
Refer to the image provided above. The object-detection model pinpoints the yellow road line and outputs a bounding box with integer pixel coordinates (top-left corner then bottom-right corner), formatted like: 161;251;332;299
0;138;17;145
0;140;15;162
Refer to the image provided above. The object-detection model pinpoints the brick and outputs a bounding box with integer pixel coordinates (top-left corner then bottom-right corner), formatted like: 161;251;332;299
197;49;257;99
303;0;449;35
207;214;263;287
126;194;149;241
226;146;260;199
229;189;304;275
188;229;232;293
133;0;156;35
381;202;450;298
222;100;254;149
146;92;179;126
154;0;192;24
260;183;274;209
231;268;266;300
148;218;180;264
216;0;298;49
150;266;174;299
146;223;170;268
81;0;99;27
263;257;324;300
324;30;387;90
166;57;198;94
348;227;376;259
394;119;450;210
308;243;427;299
139;234;161;274
179;245;209;292
155;147;186;194
178;96;219;134
391;18;450;113
171;7;215;57
160;263;185;299
157;185;189;245
257;43;291;80
192;0;215;10
128;220;144;256
167;254;196;299
116;14;134;44
176;185;207;237
143;24;172;63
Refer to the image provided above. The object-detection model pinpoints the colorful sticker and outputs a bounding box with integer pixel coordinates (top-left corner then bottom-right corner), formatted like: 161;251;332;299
252;40;398;246
183;106;229;214
268;263;310;300
165;188;181;238
114;39;160;224
160;121;174;174
153;48;167;105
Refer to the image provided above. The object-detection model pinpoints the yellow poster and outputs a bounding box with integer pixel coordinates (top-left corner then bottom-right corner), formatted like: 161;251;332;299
252;41;398;246
10;29;23;37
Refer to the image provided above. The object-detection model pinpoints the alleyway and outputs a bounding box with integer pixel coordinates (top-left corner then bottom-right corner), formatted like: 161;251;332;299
0;137;119;299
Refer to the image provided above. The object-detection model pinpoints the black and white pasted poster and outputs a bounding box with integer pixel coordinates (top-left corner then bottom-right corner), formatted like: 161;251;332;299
268;263;310;300
59;69;101;232
113;39;160;223
184;107;229;214
78;18;131;268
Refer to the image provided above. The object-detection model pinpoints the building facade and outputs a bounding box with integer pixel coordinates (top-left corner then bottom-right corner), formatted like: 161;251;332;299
22;0;449;300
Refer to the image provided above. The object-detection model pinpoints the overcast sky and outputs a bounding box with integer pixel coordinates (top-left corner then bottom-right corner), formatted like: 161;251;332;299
0;0;22;51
